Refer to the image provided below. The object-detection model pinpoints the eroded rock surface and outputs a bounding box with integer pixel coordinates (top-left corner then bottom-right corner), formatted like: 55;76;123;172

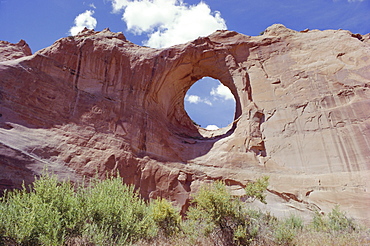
1;25;369;224
0;40;31;61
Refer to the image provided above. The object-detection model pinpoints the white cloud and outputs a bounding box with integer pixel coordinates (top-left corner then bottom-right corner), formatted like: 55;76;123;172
111;0;129;12
186;95;201;104
89;3;97;9
110;0;227;48
203;99;212;106
206;124;219;130
210;84;234;101
185;95;212;106
69;10;97;36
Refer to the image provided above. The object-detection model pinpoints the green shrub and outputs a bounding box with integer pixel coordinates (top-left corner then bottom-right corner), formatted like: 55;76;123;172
80;176;152;244
327;205;356;232
32;173;84;238
187;181;251;246
0;202;4;244
311;205;357;233
149;198;181;236
0;174;154;245
274;214;303;245
243;209;278;244
0;174;81;245
311;210;328;232
1;172;366;246
244;176;269;204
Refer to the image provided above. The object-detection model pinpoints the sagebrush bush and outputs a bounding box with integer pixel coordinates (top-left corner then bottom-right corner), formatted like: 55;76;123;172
244;176;269;204
1;173;367;246
0;174;81;245
327;205;356;232
187;181;252;246
311;205;357;233
0;174;155;245
149;198;181;236
80;176;154;244
311;209;328;232
274;214;303;245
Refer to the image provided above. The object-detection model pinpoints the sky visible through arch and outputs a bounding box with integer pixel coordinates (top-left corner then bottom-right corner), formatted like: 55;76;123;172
185;77;235;130
1;0;369;128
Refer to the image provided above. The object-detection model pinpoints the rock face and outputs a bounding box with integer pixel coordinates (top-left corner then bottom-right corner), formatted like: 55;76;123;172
1;25;369;224
0;40;31;61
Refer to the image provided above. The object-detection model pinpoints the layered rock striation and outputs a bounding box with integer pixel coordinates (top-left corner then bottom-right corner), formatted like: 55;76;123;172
1;25;369;224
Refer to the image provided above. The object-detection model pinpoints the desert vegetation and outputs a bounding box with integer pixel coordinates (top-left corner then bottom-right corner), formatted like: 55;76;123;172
0;174;368;246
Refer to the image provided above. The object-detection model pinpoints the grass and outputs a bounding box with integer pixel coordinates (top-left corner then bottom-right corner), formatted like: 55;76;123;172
0;174;368;246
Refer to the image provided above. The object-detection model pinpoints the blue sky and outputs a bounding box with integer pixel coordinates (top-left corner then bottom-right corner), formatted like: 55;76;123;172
1;0;369;129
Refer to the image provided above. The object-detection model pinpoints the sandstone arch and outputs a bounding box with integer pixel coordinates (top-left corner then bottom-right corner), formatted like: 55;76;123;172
144;36;245;140
1;25;370;225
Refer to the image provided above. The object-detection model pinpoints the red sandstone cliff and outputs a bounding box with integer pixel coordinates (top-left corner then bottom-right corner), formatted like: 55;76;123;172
0;25;369;224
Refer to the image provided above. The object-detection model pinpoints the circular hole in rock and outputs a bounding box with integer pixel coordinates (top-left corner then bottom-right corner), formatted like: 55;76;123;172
184;77;236;131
